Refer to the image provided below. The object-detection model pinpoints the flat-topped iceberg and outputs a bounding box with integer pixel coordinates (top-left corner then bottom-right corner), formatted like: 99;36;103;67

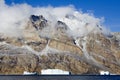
41;69;70;75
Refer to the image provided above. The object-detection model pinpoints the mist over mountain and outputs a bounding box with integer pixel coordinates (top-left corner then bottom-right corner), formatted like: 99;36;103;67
0;0;120;75
0;0;108;37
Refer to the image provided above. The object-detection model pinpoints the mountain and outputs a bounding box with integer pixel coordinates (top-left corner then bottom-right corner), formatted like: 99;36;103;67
0;15;120;75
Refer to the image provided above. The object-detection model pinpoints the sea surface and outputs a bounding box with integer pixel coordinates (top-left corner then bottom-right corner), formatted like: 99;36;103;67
0;75;119;80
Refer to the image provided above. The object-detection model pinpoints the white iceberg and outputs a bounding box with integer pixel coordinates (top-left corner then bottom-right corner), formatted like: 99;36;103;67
41;69;70;75
23;71;37;75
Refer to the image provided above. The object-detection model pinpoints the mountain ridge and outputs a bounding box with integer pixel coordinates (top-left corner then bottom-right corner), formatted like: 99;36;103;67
0;15;120;74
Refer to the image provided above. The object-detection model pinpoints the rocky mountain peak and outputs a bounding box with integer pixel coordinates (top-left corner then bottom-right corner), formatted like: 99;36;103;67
30;15;48;30
30;15;47;22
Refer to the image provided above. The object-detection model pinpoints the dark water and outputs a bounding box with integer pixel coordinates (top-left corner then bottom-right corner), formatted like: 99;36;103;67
0;75;120;80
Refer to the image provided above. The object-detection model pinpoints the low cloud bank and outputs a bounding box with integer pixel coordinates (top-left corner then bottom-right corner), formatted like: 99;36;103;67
0;0;108;38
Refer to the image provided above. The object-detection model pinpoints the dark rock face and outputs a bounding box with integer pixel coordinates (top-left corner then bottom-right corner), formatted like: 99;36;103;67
30;15;47;30
56;21;68;30
30;15;40;22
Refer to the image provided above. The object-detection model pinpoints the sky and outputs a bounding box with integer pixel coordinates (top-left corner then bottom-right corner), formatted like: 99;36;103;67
4;0;120;32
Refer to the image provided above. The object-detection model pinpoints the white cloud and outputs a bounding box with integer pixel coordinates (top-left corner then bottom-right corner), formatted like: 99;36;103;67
0;0;107;38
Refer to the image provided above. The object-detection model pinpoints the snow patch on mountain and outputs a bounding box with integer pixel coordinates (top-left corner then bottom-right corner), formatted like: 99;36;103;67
59;12;104;39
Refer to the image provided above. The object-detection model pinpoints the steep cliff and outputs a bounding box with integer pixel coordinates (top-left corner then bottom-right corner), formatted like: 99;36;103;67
0;15;120;75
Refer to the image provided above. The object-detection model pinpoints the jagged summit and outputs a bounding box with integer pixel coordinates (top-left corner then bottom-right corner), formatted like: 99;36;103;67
30;15;69;32
29;14;104;41
30;15;47;22
30;15;48;30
